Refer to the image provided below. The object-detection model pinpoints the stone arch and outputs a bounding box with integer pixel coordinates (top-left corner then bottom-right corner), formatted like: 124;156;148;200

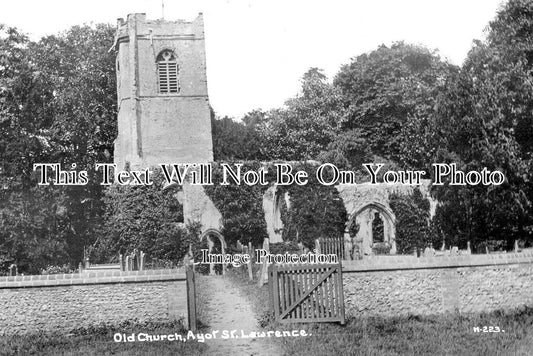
347;202;396;256
156;48;177;62
199;228;227;275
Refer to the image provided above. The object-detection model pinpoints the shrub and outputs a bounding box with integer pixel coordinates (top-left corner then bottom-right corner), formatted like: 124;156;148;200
372;242;391;255
41;264;75;275
269;241;302;255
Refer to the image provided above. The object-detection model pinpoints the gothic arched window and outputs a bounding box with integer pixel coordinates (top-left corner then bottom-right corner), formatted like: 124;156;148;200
157;50;179;94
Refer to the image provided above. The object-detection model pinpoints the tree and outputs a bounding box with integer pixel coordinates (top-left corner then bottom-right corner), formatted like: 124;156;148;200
333;42;457;169
0;25;70;273
0;24;48;190
479;0;533;159
253;68;345;161
430;0;533;248
0;24;118;271
29;24;117;166
211;114;264;161
317;128;373;170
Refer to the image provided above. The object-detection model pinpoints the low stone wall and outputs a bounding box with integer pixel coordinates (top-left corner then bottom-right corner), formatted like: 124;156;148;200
0;269;187;335
342;252;533;317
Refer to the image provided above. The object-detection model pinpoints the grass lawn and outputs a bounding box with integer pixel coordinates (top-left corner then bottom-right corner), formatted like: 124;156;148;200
0;320;209;356
227;266;533;356
278;310;533;356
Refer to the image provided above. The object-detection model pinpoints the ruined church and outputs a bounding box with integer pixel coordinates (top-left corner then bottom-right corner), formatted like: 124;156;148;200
112;13;435;259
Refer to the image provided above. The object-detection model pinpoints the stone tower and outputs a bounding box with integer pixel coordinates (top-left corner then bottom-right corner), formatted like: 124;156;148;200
113;13;213;170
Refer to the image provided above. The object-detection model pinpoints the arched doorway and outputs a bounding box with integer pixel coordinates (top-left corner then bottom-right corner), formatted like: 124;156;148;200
199;229;227;275
347;203;396;256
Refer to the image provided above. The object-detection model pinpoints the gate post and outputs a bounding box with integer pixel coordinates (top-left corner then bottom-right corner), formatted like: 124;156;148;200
268;265;273;317
186;265;197;332
271;265;280;321
248;242;253;281
139;251;145;271
125;256;131;271
337;261;346;325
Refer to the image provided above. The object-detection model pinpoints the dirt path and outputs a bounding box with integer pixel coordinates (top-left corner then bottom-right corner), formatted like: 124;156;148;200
198;275;280;356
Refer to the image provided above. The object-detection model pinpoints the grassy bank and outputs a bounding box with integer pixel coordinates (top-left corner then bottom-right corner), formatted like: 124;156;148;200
226;266;533;356
0;320;209;356
279;310;533;355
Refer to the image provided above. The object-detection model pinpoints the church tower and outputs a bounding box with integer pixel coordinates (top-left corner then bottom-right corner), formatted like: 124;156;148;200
113;13;213;170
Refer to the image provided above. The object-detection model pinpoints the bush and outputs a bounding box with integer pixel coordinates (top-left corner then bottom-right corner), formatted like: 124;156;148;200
269;241;302;255
41;264;75;275
372;242;391;255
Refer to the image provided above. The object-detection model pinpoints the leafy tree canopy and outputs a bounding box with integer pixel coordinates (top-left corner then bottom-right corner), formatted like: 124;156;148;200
333;42;457;169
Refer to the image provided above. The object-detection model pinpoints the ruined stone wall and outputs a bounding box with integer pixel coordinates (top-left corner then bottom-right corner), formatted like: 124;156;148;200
182;182;222;232
342;252;533;317
0;269;187;335
335;181;437;255
263;186;283;243
336;180;436;220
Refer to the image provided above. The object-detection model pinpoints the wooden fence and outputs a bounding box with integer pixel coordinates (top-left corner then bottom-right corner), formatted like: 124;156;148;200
268;263;345;324
315;237;345;260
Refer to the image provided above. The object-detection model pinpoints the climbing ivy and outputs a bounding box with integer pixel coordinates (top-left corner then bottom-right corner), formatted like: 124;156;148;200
203;162;275;247
389;188;431;254
277;162;347;249
203;161;347;250
94;169;192;263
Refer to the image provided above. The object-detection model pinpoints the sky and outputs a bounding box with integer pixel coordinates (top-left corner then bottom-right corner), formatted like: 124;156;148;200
1;0;504;118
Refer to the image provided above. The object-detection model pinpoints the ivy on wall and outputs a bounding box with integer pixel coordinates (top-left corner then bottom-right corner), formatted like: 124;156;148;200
94;169;195;263
203;162;274;247
389;188;431;254
95;161;435;261
277;162;347;249
96;161;349;260
203;161;347;250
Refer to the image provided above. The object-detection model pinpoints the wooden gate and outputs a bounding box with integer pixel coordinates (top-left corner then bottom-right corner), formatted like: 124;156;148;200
268;263;345;324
